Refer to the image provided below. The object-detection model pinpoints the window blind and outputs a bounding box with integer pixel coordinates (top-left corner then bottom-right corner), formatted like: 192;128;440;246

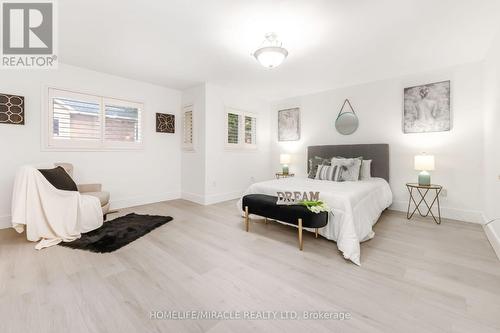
225;108;257;149
47;88;143;150
227;113;239;144
104;103;140;142
244;116;256;144
183;109;193;146
52;97;101;141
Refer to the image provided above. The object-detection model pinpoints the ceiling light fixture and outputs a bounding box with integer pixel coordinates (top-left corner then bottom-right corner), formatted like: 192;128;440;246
253;33;288;69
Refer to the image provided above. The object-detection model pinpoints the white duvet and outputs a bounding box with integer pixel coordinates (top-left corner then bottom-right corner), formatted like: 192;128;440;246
238;177;393;265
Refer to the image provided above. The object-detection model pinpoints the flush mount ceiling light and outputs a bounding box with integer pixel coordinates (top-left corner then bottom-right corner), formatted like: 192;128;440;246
253;33;288;69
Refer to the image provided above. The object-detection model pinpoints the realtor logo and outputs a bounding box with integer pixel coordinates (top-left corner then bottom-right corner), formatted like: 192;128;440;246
1;0;57;68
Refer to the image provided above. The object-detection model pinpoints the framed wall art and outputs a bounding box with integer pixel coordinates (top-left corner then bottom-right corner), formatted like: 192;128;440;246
0;93;25;125
156;113;175;133
278;107;300;141
403;81;451;133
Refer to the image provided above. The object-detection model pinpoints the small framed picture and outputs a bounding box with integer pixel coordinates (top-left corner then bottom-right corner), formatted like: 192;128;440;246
0;93;25;125
156;113;175;133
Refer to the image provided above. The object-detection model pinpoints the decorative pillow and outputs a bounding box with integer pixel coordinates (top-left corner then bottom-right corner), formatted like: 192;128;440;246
308;156;331;179
315;164;345;181
331;157;363;181
360;160;372;180
38;166;78;191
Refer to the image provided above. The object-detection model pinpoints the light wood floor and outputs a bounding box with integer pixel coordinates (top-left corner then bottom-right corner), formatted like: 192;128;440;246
1;199;499;333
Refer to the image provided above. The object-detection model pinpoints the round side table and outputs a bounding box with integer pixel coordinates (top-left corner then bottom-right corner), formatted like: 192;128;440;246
406;183;442;224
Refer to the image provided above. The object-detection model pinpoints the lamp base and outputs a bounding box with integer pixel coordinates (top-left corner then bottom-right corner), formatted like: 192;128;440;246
418;171;431;186
282;165;289;175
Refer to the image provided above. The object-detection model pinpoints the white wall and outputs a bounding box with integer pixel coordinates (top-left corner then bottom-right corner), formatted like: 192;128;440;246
0;64;182;228
270;62;484;223
181;84;207;204
483;33;500;221
482;31;500;258
0;60;493;230
204;83;271;204
181;83;272;205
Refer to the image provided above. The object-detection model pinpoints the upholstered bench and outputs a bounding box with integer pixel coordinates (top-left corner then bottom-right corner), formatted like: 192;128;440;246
242;194;329;250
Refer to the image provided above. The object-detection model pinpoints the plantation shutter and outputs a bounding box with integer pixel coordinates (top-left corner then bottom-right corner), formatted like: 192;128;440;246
183;106;193;148
50;92;101;142
104;99;141;143
244;116;256;144
227;113;240;144
47;88;143;149
225;108;257;149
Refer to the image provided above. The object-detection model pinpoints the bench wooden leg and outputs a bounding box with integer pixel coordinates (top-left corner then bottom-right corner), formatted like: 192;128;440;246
244;206;249;232
315;228;318;238
298;218;303;251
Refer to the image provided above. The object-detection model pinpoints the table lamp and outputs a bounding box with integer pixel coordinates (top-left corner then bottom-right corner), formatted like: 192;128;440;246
280;154;291;175
414;154;435;186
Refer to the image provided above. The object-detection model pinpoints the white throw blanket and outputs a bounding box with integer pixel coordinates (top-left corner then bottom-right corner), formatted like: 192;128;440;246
11;165;103;249
237;177;393;265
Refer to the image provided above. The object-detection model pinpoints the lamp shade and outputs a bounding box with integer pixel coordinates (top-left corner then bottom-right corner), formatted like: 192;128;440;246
280;154;291;164
414;154;435;171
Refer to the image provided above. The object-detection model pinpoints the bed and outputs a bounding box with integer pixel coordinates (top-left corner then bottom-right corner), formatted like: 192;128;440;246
238;144;393;265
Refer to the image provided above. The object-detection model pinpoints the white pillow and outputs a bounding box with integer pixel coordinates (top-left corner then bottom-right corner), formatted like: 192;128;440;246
360;160;372;180
331;157;362;181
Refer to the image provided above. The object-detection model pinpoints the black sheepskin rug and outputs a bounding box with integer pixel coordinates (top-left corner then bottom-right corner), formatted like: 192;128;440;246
59;213;173;253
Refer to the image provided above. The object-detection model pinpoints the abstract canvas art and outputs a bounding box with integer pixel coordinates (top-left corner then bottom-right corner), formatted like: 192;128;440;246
0;93;25;125
156;113;175;133
278;107;300;141
403;81;451;133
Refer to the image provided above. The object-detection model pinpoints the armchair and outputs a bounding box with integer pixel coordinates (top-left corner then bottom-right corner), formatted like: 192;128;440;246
54;163;110;218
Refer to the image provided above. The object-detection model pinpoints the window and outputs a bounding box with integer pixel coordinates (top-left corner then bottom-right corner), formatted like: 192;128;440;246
46;88;142;150
182;105;194;150
244;115;256;144
104;100;141;143
225;108;257;149
227;112;239;144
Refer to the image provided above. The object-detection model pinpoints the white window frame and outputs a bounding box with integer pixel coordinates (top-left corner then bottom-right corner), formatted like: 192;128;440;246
43;87;144;151
182;105;194;151
224;107;257;150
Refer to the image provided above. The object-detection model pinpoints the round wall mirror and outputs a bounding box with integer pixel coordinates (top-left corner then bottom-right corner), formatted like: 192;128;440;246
335;112;359;135
335;99;359;135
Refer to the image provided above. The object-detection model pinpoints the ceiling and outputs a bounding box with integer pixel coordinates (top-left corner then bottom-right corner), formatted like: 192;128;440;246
59;0;500;101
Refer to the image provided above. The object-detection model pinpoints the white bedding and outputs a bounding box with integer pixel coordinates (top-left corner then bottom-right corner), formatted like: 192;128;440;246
237;177;393;265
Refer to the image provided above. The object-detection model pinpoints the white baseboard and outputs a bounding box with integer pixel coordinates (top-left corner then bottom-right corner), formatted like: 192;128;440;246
204;190;242;205
181;191;206;205
0;215;11;230
482;214;500;261
110;192;181;210
0;192;181;230
484;223;500;261
389;200;483;224
181;190;242;205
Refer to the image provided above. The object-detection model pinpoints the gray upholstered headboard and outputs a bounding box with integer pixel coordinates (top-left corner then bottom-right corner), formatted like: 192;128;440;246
307;144;390;182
